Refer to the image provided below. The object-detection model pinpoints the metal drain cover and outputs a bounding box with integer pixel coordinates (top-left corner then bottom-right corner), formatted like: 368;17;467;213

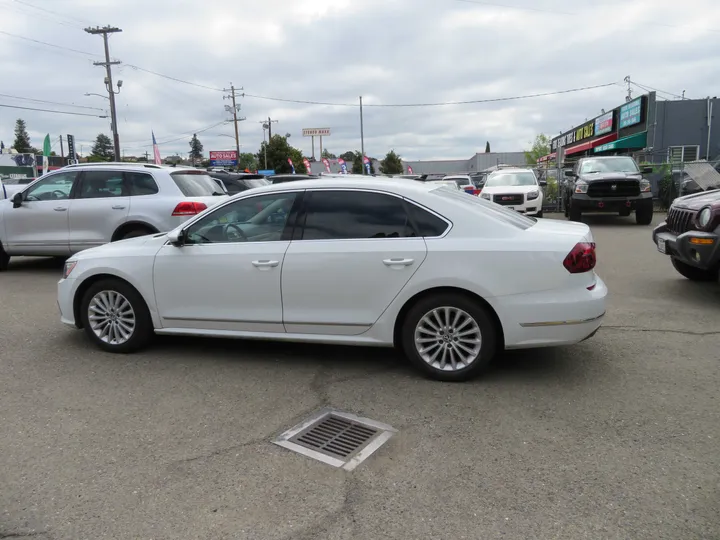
273;408;397;471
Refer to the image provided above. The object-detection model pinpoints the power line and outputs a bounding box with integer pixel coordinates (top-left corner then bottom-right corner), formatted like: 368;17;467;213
0;93;105;111
124;64;223;92
0;103;107;117
11;0;93;26
0;30;100;57
631;81;685;100
244;82;619;108
1;0;84;30
122;120;228;147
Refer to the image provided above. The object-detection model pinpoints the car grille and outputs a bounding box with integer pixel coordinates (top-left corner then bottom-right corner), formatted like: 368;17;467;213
666;207;696;234
587;181;640;198
493;193;524;205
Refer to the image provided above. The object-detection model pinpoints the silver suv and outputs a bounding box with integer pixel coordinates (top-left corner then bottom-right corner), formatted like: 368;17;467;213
0;162;228;270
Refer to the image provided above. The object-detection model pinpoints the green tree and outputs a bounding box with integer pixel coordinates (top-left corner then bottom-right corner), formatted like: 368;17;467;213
12;119;32;153
90;133;114;161
351;151;363;174
485;141;491;153
379;150;403;174
189;134;203;164
524;134;551;165
321;149;336;159
339;151;355;162
237;152;258;171
257;134;306;174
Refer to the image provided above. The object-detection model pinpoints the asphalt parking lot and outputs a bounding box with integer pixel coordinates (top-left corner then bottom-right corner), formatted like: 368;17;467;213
1;213;718;540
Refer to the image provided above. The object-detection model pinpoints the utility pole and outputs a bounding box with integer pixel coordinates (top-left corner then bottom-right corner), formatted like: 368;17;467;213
85;26;123;161
144;150;150;162
624;75;632;103
59;135;65;159
223;85;246;168
359;96;365;174
259;118;278;170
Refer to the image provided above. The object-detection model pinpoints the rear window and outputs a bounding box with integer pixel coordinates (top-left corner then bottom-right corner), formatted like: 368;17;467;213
445;177;471;187
170;171;225;196
126;172;159;195
432;187;536;230
243;178;270;189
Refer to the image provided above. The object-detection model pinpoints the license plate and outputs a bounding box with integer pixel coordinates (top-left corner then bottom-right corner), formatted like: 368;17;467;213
657;237;667;254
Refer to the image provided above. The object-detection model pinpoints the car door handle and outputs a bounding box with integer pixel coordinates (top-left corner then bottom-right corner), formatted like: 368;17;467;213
252;260;280;268
53;207;67;212
383;258;414;267
112;205;126;210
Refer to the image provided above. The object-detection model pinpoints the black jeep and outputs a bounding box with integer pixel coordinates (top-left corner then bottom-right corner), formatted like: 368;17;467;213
563;156;654;225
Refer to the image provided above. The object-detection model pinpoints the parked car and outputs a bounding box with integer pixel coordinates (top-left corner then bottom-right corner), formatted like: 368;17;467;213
57;177;606;382
0;162;228;270
652;189;720;282
208;172;269;195
267;174;319;184
469;172;487;190
563;156;653;224
443;174;480;195
425;180;460;190
479;168;545;217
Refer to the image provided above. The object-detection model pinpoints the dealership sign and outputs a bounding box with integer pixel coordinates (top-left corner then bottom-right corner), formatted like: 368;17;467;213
619;97;642;129
594;111;613;136
209;150;238;167
302;128;331;137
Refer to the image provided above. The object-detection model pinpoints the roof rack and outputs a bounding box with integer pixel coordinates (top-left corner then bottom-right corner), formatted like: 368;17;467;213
64;162;164;169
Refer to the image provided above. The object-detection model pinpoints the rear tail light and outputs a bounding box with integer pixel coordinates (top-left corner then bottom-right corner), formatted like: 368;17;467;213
563;242;596;273
471;188;481;196
172;201;208;216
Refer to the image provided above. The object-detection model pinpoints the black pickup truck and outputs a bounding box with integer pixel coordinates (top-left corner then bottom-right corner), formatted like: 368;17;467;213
653;189;720;282
563;156;654;225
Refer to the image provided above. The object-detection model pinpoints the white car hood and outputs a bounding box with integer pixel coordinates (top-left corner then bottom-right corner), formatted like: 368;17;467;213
73;232;169;260
481;185;539;194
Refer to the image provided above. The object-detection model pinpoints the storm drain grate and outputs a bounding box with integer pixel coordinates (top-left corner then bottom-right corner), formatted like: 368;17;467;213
273;409;397;471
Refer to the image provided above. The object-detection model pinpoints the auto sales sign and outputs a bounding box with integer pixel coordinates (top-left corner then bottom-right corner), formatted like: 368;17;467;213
209;151;238;167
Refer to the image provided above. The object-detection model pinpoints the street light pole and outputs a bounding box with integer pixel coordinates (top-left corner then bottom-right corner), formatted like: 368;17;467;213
359;96;365;174
85;26;123;161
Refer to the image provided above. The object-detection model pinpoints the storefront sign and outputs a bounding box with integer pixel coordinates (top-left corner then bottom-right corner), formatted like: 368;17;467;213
574;121;595;143
594;111;613;136
551;130;575;151
619;97;642;129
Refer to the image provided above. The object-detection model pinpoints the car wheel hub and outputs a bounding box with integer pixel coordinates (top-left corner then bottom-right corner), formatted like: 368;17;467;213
414;307;482;371
88;290;136;345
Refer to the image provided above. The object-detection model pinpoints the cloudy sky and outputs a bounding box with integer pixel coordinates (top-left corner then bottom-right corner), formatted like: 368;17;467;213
1;0;718;161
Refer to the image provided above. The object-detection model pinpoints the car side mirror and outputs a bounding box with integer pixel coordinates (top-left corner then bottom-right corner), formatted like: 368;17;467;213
564;170;576;178
12;192;23;208
539;180;547;186
641;166;653;174
167;229;184;246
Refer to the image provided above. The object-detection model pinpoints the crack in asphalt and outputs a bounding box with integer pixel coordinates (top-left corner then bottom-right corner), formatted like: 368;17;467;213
601;325;720;336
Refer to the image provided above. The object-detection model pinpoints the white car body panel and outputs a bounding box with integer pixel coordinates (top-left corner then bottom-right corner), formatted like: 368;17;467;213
57;177;606;353
5;199;71;255
68;196;131;252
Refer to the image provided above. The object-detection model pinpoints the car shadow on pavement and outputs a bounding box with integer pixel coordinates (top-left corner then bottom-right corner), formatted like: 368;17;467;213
7;256;66;273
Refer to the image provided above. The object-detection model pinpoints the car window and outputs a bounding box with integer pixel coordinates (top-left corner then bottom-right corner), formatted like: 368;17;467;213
301;191;413;240
484;172;537;187
77;170;127;199
171;171;225;196
24;172;76;201
185;192;297;244
404;201;449;237
432;187;536;230
579;157;639;174
126;172;159;195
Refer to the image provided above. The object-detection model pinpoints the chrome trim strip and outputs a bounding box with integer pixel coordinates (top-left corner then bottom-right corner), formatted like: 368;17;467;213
519;312;605;328
162;316;369;328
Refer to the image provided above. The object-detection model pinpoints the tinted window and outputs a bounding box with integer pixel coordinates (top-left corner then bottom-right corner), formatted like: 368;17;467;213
24;172;76;201
171;171;225;196
405;202;449;237
126;172;159;195
301;191;411;240
77;170;127;199
433;188;536;230
186;192;297;244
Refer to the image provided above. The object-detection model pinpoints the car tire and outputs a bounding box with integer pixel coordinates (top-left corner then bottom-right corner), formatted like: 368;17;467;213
536;210;544;218
0;242;9;272
636;204;653;225
120;227;154;240
401;293;498;382
671;258;719;282
568;201;582;222
80;278;154;353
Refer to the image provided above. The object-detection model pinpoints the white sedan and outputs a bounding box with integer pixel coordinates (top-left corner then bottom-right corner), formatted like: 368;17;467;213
57;178;607;381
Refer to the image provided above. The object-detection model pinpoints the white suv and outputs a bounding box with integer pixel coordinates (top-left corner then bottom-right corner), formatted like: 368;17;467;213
479;168;545;217
0;162;228;270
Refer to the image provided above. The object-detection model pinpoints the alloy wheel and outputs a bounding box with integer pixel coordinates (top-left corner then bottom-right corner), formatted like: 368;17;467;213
87;290;136;345
414;306;482;371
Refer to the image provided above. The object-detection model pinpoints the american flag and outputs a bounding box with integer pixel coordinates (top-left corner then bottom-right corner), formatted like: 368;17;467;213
152;131;162;165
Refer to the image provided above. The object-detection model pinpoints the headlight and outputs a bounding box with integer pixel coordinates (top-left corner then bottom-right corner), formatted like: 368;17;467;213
63;260;77;279
640;179;651;192
697;207;712;229
527;190;539;200
481;192;491;200
574;181;588;194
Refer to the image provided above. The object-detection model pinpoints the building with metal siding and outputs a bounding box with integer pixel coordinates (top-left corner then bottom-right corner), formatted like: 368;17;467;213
402;152;527;175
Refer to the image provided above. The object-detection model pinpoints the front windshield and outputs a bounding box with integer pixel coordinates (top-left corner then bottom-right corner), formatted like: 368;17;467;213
580;157;639;174
445;177;471;187
484;171;537;188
